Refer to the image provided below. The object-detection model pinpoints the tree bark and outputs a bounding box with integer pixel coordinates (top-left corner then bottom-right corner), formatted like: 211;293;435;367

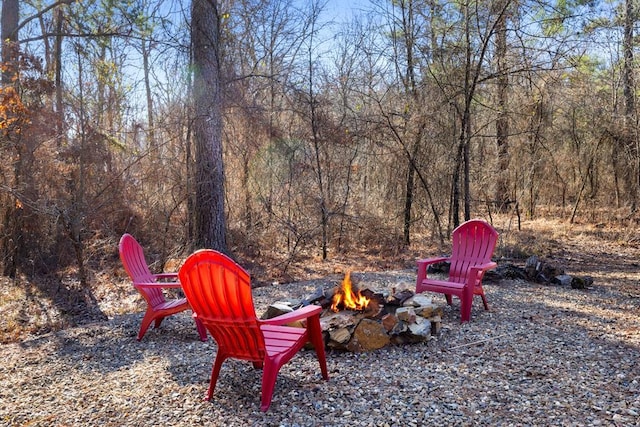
142;39;156;148
494;8;510;212
191;0;228;252
1;0;19;83
623;0;638;211
54;6;64;147
0;0;20;277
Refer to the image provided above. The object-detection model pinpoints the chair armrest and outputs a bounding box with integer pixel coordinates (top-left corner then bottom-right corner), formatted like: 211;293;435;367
416;257;450;285
134;282;183;289
466;262;498;287
468;262;497;274
260;305;322;326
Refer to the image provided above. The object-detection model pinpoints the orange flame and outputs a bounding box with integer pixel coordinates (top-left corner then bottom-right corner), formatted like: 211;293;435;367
330;271;370;312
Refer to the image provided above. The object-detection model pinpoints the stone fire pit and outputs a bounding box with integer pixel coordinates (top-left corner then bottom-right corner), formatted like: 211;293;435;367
261;272;444;352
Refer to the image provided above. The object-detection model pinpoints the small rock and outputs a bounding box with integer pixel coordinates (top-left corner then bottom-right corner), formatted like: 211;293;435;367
551;274;573;286
408;322;431;338
261;302;294;319
415;304;443;318
396;306;416;323
381;313;399;332
571;276;594;289
403;294;432;307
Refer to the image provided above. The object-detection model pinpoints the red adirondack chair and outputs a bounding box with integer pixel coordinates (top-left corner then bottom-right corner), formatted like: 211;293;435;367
415;219;499;322
178;249;329;412
119;233;207;341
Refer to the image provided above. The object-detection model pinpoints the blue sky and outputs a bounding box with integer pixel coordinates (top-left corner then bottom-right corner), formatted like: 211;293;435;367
323;0;369;23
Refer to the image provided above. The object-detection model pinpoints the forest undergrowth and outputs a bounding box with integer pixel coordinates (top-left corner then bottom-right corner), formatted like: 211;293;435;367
1;213;639;344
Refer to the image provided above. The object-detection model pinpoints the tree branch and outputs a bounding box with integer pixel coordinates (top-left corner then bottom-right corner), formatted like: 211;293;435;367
15;0;75;35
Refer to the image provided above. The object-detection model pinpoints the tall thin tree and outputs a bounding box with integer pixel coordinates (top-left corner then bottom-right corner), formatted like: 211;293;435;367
622;0;638;211
191;0;228;252
494;0;510;212
0;0;20;277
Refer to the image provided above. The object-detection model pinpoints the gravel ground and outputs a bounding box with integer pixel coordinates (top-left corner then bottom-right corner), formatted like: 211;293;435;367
1;269;639;427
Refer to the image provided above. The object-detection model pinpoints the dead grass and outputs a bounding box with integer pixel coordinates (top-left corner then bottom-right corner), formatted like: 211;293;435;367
1;215;639;344
0;277;67;342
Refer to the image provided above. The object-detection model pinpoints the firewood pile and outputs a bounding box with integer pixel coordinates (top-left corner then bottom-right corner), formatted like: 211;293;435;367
482;255;594;289
261;279;444;352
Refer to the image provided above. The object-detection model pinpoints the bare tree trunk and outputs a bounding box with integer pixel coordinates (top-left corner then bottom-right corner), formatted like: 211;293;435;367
1;0;18;84
1;0;20;277
310;78;329;260
463;116;471;222
390;0;437;245
623;0;638;211
401;0;418;246
242;153;253;231
452;1;473;228
69;44;88;288
304;4;329;260
403;147;416;245
54;6;64;147
452;133;464;228
453;0;509;225
494;8;510;212
624;0;635;121
191;0;228;252
142;39;156;148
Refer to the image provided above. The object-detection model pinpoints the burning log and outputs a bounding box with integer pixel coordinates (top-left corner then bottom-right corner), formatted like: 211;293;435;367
262;273;445;352
330;271;370;312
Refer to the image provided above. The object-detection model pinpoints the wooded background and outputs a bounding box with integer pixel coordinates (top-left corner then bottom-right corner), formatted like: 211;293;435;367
1;0;638;292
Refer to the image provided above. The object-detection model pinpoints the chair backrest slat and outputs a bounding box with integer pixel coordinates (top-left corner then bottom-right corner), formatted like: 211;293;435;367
449;220;498;285
119;233;165;307
179;250;265;361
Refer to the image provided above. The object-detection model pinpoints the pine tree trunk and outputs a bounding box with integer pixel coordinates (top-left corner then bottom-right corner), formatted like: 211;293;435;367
191;0;228;252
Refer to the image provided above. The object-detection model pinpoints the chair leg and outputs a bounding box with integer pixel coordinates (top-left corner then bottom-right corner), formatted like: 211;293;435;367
460;294;472;322
307;315;329;380
480;292;489;311
260;359;280;412
137;310;156;341
207;353;227;401
460;283;476;322
194;318;207;342
445;294;453;305
475;285;489;310
154;316;164;329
